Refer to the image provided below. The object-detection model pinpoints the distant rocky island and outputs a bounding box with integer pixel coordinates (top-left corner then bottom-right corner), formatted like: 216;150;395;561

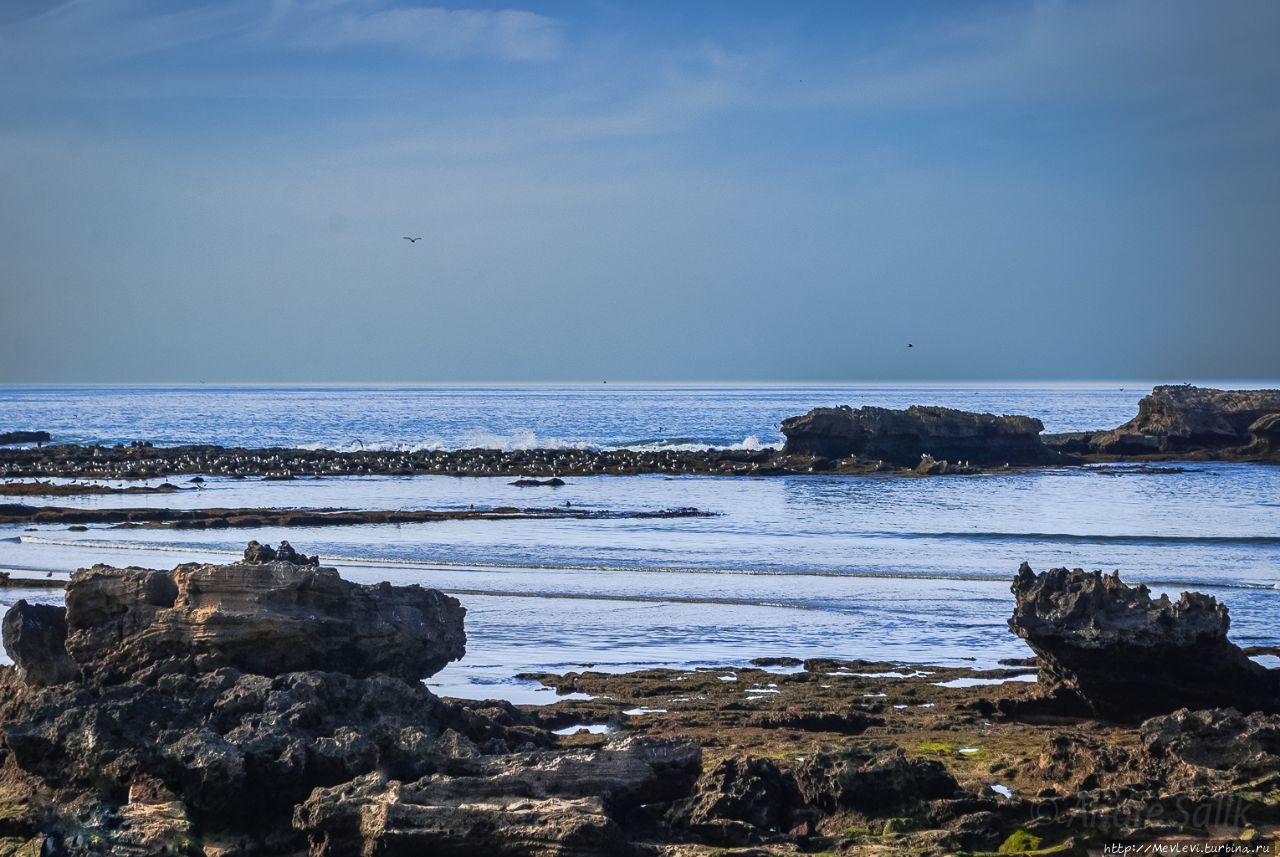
2;385;1278;482
2;542;1279;854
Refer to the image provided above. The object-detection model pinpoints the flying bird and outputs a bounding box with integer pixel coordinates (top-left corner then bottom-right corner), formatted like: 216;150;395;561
907;343;914;348
403;236;422;243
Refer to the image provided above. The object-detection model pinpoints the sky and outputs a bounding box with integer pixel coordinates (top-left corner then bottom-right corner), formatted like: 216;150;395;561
0;0;1277;383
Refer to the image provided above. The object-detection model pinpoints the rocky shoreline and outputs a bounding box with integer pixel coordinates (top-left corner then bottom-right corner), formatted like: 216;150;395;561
1;544;1278;855
0;502;710;529
2;385;1276;482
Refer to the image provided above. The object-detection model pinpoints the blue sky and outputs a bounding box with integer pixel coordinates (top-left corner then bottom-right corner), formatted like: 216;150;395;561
1;0;1277;382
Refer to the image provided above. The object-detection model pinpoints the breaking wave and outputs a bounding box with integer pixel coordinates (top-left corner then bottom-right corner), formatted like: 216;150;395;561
294;432;780;454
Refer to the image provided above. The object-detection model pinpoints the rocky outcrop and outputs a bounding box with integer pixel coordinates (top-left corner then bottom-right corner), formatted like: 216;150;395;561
780;405;1057;466
681;757;806;844
0;544;707;856
1;601;76;686
1030;707;1280;841
1091;385;1280;455
798;745;961;816
1008;563;1280;720
1042;706;1280;802
62;557;467;685
296;737;700;856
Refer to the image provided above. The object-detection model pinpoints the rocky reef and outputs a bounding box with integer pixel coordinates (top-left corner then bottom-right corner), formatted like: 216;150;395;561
0;502;711;529
1009;563;1280;721
780;404;1058;466
2;386;1277;484
1088;385;1280;456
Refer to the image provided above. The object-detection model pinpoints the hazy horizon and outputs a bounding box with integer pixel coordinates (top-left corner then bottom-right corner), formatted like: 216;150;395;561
3;1;1278;384
3;379;1279;391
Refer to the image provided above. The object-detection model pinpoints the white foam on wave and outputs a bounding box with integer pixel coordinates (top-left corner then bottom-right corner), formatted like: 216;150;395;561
609;435;782;453
292;432;780;454
298;429;598;454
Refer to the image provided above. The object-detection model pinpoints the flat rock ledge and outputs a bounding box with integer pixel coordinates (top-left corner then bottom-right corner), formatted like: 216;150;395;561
1009;562;1280;721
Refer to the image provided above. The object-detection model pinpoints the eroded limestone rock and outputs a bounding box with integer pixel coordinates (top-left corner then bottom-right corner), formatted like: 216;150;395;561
1009;563;1280;720
60;557;465;684
1091;385;1280;455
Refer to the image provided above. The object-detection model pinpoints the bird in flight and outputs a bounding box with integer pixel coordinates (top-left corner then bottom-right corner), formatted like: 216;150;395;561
907;343;914;348
403;236;422;243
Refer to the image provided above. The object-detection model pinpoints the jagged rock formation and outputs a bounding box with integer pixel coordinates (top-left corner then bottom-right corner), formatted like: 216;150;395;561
296;737;701;856
1090;385;1280;455
60;557;466;685
798;745;961;816
682;757;806;844
0;545;700;856
1008;563;1280;720
1027;707;1280;841
780;405;1057;466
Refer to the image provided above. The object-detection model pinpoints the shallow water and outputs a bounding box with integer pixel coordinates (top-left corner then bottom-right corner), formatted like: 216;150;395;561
2;385;1277;701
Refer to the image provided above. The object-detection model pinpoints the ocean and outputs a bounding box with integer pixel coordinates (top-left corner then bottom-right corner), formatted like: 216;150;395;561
2;384;1277;702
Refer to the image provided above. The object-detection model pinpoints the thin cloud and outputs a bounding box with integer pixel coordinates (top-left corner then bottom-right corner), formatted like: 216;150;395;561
265;1;563;61
0;1;563;65
0;0;252;64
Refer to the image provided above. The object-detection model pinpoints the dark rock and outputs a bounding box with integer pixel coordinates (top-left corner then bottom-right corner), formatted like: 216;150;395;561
294;736;700;856
273;539;318;565
798;745;960;815
1037;707;1280;821
243;539;276;562
0;431;50;446
1;600;77;686
1008;563;1280;720
62;558;466;685
1247;413;1280;457
1041;431;1095;454
510;477;566;487
780;405;1056;466
0;667;474;820
681;757;804;843
1091;385;1280;455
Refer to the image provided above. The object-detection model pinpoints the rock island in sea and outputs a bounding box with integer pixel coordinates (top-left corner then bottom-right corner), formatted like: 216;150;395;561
3;385;1278;482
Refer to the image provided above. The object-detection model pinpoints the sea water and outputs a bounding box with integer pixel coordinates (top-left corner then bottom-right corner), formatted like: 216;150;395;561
2;384;1277;701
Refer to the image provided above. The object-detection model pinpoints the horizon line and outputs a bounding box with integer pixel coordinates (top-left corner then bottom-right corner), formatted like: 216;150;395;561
2;379;1278;390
